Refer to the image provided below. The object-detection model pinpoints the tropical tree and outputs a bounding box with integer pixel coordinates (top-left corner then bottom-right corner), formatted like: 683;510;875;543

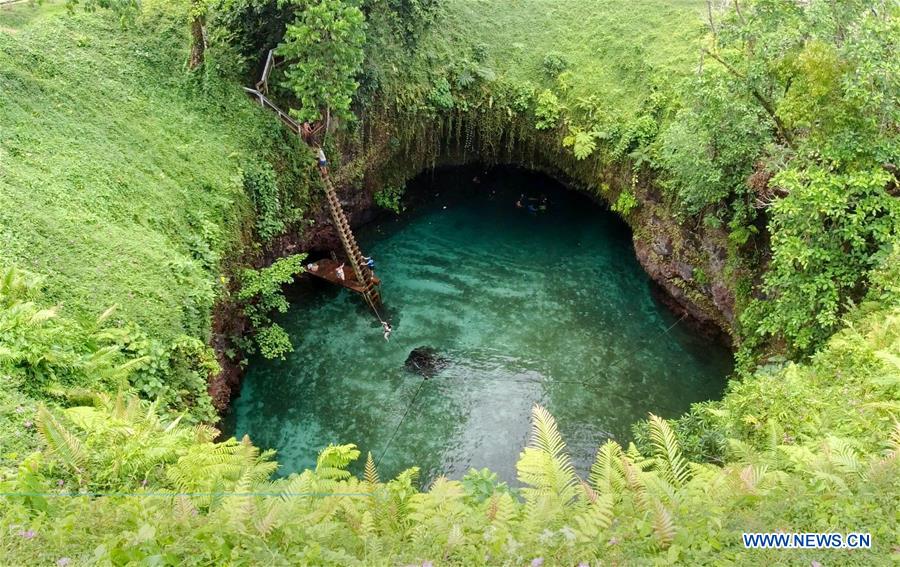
278;0;367;123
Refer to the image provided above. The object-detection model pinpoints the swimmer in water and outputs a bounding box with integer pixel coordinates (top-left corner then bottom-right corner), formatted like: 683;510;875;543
382;321;393;341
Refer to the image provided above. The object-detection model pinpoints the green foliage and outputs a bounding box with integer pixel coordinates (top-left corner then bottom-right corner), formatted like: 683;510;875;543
562;126;599;160
237;254;307;359
2;391;897;564
65;0;140;21
1;266;129;396
533;89;560;130
278;0;367;123
611;189;638;216
657;70;770;215
0;2;294;341
652;0;900;356
107;328;220;422
209;0;293;68
2;1;899;563
426;76;455;110
253;323;294;359
363;0;440;47
242;161;285;242
745;167;898;354
0;264;219;424
373;184;405;213
541;53;568;76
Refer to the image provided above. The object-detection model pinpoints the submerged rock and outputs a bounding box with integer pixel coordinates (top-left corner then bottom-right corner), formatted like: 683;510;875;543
404;346;448;378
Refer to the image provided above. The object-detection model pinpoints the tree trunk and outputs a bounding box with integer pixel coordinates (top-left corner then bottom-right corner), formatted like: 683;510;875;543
188;13;206;70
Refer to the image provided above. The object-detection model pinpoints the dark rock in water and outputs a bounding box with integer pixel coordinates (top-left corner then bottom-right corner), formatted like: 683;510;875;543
404;346;447;378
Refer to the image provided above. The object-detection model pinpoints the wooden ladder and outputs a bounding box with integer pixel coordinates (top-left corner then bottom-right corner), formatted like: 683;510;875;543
243;50;381;308
320;171;381;305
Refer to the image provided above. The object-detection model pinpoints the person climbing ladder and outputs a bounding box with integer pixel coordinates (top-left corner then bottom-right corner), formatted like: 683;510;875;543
317;147;328;173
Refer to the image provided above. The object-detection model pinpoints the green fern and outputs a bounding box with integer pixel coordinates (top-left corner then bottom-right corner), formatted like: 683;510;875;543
316;444;361;481
364;451;380;486
571;492;613;542
517;404;578;505
35;405;88;479
648;414;691;487
589;440;625;496
651;499;676;549
738;464;768;494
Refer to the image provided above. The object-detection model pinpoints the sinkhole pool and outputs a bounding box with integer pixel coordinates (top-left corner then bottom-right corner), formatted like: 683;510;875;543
223;167;733;485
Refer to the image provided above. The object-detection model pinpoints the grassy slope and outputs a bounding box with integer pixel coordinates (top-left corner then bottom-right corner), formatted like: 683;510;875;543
364;0;705;128
0;1;283;341
440;0;705;115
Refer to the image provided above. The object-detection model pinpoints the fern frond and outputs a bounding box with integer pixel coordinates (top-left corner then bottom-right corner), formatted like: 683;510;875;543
620;454;648;511
28;307;58;325
194;423;219;443
517;405;578;503
738;464;768;493
485;492;517;530
652;499;676;549
172;495;198;523
642;472;679;505
364;451;380;486
648;414;690;487
726;438;759;463
572;493;613;543
589;440;625;496
96;304;118;325
531;405;569;460
36;405;88;477
828;437;864;478
316;444;361;481
252;499;282;537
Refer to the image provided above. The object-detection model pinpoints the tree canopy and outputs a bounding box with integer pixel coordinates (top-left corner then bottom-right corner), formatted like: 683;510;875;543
277;0;367;123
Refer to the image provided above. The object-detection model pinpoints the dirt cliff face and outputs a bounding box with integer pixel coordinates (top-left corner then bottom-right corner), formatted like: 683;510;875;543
631;212;735;343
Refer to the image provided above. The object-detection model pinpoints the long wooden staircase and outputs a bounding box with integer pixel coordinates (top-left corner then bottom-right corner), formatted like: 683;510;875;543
244;50;381;307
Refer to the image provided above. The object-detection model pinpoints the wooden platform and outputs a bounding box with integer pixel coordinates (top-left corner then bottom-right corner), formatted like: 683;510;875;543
305;259;380;294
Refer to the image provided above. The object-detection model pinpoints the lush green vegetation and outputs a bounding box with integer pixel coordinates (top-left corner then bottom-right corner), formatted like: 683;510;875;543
1;0;898;563
0;1;311;340
2;271;897;562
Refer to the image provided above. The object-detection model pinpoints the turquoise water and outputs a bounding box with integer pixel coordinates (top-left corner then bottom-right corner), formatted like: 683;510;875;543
226;167;732;485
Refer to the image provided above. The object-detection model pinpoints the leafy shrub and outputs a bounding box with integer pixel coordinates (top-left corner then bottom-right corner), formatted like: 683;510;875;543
242;162;285;243
427;76;455;110
109;328;219;423
541;52;568;76
278;0;367;123
373;185;405;213
611;189;638;216
744;167;898;354
237;254;307;359
657;72;769;216
509;81;535;112
534;89;560;130
254;323;293;359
